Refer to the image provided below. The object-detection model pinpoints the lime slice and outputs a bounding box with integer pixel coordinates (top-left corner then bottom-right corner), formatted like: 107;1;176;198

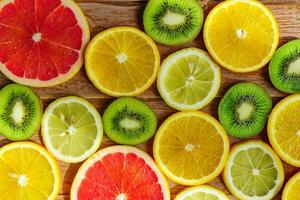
174;185;229;200
223;140;284;200
42;96;103;163
157;48;221;111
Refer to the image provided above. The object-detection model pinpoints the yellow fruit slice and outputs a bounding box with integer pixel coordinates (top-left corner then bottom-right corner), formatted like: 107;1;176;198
153;111;229;186
268;94;300;167
204;0;279;73
42;96;103;163
223;140;284;200
0;142;61;200
157;48;221;111
85;26;160;97
174;185;230;200
282;172;300;200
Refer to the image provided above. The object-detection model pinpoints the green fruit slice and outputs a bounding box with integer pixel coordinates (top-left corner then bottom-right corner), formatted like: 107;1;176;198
157;48;221;111
42;96;103;163
223;140;284;200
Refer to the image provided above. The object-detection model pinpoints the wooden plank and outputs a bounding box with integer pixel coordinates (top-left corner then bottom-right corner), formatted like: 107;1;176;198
0;0;300;200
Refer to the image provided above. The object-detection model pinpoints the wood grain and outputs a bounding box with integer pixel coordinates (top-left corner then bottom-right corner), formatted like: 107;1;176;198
0;0;300;199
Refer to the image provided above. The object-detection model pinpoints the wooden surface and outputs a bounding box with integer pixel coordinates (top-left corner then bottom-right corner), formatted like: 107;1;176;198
1;0;300;199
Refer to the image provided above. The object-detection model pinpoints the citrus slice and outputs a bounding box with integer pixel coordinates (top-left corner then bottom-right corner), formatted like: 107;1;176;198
71;145;170;200
157;48;221;111
204;0;279;73
223;140;284;200
0;142;61;200
282;172;300;200
85;26;160;97
268;94;300;167
153;111;229;186
42;96;103;163
0;0;90;87
174;185;229;200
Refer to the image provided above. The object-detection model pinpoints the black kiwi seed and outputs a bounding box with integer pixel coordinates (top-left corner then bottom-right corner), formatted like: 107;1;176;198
0;84;42;141
103;97;157;145
143;0;204;46
218;83;272;139
269;39;300;93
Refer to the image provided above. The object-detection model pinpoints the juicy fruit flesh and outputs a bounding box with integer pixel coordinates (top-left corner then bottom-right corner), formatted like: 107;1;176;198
103;97;157;145
0;84;41;140
77;152;165;200
0;0;83;81
163;55;214;105
182;192;219;200
269;40;300;93
205;1;278;70
271;100;300;161
47;102;99;157
158;115;225;180
231;147;279;197
143;0;203;45
86;29;157;94
0;146;57;199
284;174;300;200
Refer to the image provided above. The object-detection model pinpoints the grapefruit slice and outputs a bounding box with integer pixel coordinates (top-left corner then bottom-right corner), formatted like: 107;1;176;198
71;146;170;200
0;0;90;87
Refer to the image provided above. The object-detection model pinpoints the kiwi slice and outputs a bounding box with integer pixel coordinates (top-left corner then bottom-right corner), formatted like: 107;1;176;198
143;0;204;46
269;39;300;93
0;84;42;141
103;97;157;145
218;83;272;139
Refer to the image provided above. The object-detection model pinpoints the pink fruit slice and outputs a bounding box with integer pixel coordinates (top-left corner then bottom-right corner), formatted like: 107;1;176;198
71;146;170;200
0;0;90;87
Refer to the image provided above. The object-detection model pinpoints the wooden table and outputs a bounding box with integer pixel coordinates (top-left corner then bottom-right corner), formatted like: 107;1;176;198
0;0;300;199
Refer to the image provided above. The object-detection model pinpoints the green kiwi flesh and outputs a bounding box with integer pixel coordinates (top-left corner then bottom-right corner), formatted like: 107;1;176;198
269;39;300;93
103;97;157;145
0;84;42;141
218;83;272;139
143;0;204;46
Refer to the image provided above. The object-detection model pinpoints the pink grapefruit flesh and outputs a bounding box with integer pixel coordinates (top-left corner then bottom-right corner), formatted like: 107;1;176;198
0;0;90;87
71;146;170;200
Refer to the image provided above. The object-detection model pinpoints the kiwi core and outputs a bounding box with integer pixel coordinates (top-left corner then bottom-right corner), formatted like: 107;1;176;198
10;101;26;124
32;32;42;42
162;11;186;26
236;102;254;121
287;58;300;75
116;193;127;200
120;117;140;130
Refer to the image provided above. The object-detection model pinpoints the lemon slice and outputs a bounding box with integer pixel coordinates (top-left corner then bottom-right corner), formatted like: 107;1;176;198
174;185;229;200
282;172;300;200
204;0;279;72
0;142;61;200
223;140;284;200
153;111;229;186
42;96;103;163
85;26;160;97
157;48;221;111
268;94;300;167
